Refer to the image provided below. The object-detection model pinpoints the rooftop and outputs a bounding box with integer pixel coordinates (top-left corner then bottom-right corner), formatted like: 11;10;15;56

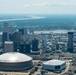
0;52;32;63
43;59;65;66
4;41;13;44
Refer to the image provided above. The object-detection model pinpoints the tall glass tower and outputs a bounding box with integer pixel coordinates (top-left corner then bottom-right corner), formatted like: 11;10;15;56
67;32;74;53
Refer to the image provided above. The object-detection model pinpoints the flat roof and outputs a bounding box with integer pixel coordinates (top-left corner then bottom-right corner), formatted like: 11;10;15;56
4;41;13;44
43;59;65;66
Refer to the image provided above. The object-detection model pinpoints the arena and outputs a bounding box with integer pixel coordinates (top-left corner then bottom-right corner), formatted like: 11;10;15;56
0;52;33;71
42;59;66;72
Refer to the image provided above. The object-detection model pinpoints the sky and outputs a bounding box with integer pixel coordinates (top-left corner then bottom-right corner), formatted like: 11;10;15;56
0;0;76;14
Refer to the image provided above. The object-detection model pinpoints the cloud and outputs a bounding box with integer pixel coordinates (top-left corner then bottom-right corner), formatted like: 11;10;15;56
23;2;50;7
51;3;76;6
34;2;50;6
24;4;31;7
23;2;76;8
51;3;67;6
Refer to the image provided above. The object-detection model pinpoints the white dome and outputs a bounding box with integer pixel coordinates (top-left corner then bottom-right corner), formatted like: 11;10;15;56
43;59;65;66
42;59;66;72
0;52;32;63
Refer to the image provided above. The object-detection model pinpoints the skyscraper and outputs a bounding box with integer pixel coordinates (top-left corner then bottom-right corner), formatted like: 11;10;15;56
24;27;28;36
19;43;25;53
19;43;31;54
32;38;39;51
2;32;8;47
4;41;14;53
67;32;74;53
3;22;9;33
25;43;31;54
13;41;18;52
12;31;23;45
19;28;24;35
3;22;9;41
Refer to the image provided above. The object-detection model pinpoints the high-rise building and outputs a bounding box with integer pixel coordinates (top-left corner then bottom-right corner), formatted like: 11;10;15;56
67;32;74;53
0;32;2;42
13;42;18;52
25;43;31;54
9;33;12;41
3;22;9;33
32;38;39;51
41;35;47;53
56;43;59;50
24;27;28;36
19;43;31;54
19;28;24;35
12;32;23;45
4;41;14;53
2;32;8;47
42;39;47;48
19;43;25;53
3;22;9;41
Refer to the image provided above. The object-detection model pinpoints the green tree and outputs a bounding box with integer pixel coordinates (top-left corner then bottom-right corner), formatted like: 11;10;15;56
35;67;38;71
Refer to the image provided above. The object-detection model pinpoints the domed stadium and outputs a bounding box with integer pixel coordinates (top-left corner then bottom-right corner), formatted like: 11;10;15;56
42;59;66;72
0;52;33;71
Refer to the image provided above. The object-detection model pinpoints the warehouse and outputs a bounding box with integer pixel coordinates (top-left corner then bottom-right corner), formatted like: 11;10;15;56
42;59;66;72
0;52;33;71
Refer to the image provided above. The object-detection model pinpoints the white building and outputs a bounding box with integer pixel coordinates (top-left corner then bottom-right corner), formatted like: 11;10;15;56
42;59;66;72
4;41;14;53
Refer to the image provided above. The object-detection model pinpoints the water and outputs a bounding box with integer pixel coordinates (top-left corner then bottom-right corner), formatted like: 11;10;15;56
0;14;76;30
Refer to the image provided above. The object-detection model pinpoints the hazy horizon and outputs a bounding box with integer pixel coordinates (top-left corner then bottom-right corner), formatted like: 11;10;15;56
0;0;76;14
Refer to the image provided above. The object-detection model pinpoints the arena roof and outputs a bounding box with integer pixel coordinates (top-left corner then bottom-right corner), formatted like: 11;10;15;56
0;52;32;63
43;59;65;66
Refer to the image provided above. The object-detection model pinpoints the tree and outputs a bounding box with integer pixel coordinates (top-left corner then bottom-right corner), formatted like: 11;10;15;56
74;70;76;73
35;67;38;71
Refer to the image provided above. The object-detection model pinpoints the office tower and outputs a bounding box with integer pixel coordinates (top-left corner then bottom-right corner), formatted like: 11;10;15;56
9;33;12;41
24;27;28;36
41;35;47;53
13;42;18;52
0;32;2;42
42;39;47;53
4;41;14;53
32;38;39;51
19;43;31;54
67;32;74;53
3;22;9;41
19;28;24;35
56;43;59;50
19;44;25;53
12;31;23;45
12;32;23;52
3;22;9;33
2;32;8;47
42;39;47;48
25;43;31;54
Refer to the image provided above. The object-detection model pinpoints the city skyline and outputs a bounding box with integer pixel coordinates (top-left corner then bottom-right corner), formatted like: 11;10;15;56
0;0;76;14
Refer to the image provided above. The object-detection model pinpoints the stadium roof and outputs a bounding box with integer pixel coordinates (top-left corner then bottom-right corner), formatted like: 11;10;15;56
43;59;65;66
0;52;32;63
